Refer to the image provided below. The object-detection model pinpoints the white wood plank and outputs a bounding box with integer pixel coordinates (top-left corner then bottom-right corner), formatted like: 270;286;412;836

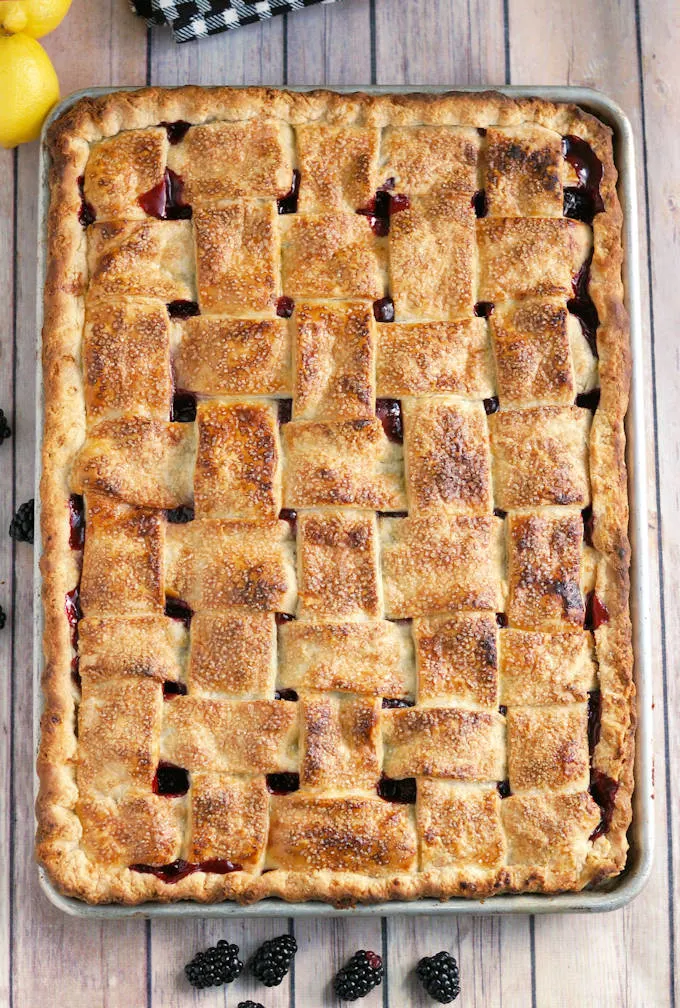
508;0;671;1004
150;16;284;84
637;0;680;994
374;0;507;87
10;3;149;1006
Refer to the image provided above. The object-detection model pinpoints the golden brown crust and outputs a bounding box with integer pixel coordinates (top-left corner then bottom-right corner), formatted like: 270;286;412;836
38;87;634;906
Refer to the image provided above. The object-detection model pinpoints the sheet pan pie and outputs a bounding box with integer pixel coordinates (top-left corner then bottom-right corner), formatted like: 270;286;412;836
37;88;634;905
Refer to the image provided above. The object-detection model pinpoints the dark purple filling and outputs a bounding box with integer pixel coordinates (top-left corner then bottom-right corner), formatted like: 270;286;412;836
162;680;188;699
277;399;293;425
568;252;599;358
484;397;500;415
498;705;507;717
376;398;403;443
276;296;295;318
381;697;415;709
373;297;395;323
589;769;619;841
496;613;508;628
278;508;298;533
377;775;416;804
172;390;197;423
275;688;299;701
275;612;296;626
130;858;241;883
166;506;194;524
69;494;85;550
576;389;601;411
277;170;301;214
562;135;604;224
377;511;408;519
153;761;189;796
77;175;96;227
497;780;511;799
587;690;602;755
164;596;193;628
474;301;494;318
472;189;488;218
266;772;300;795
167;300;200;319
356;183;410;236
161;120;192;145
138;169;192;220
493;507;507;519
582;504;594;547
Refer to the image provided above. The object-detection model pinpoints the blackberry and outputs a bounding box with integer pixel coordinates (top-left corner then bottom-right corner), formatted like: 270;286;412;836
0;409;10;444
9;499;34;544
333;950;384;1001
250;933;297;987
416;951;460;1003
0;605;6;630
184;939;243;990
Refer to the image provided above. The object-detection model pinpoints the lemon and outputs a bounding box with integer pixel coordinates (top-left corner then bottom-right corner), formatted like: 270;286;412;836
0;0;72;38
0;33;59;147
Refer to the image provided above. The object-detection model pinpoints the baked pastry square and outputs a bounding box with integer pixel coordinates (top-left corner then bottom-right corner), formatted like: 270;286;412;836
39;88;633;907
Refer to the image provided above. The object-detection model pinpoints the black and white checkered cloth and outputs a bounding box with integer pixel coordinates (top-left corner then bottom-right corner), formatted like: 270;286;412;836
132;0;340;42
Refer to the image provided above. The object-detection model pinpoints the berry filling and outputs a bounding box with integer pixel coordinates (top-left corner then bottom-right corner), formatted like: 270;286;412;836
589;768;619;841
484;397;500;415
373;297;395;323
497;779;511;799
138;169;191;220
68;494;85;550
381;697;415;709
472;189;488;218
562;135;604;224
77;175;96;228
585;591;609;631
266;772;300;794
164;596;193;628
496;613;508;627
569;252;599;357
161;120;191;145
582;504;594;547
172;390;197;422
167;300;200;319
276;296;295;318
377;774;417;804
153;761;189;796
587;689;602;754
275;612;296;625
576;389;601;411
274;688;298;701
277;170;300;214
499;705;507;716
493;507;507;519
162;680;188;699
377;511;408;518
375;398;403;443
474;301;494;318
356;181;410;236
130;858;241;883
277;399;293;425
278;508;297;533
166;505;194;524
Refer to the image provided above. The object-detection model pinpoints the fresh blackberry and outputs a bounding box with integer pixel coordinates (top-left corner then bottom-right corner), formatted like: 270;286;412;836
250;933;297;987
184;939;243;990
416;951;460;1003
0;605;6;630
333;950;384;1001
0;409;10;444
9;499;34;544
237;1003;265;1008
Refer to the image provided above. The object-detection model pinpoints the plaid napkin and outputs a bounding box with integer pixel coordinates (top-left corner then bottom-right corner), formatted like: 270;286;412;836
132;0;340;42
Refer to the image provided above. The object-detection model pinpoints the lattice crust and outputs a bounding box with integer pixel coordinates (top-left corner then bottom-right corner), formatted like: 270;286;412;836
38;88;634;907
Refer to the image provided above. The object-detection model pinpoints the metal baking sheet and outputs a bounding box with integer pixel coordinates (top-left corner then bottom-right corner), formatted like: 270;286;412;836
33;84;653;918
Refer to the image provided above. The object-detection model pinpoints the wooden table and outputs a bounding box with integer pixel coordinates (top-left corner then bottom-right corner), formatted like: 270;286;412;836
0;0;675;1004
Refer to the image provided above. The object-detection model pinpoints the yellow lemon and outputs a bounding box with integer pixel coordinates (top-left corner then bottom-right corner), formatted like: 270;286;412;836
0;33;59;147
0;0;72;38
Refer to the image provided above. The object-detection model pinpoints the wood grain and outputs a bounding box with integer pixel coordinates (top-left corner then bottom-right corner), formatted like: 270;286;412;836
0;0;672;1005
